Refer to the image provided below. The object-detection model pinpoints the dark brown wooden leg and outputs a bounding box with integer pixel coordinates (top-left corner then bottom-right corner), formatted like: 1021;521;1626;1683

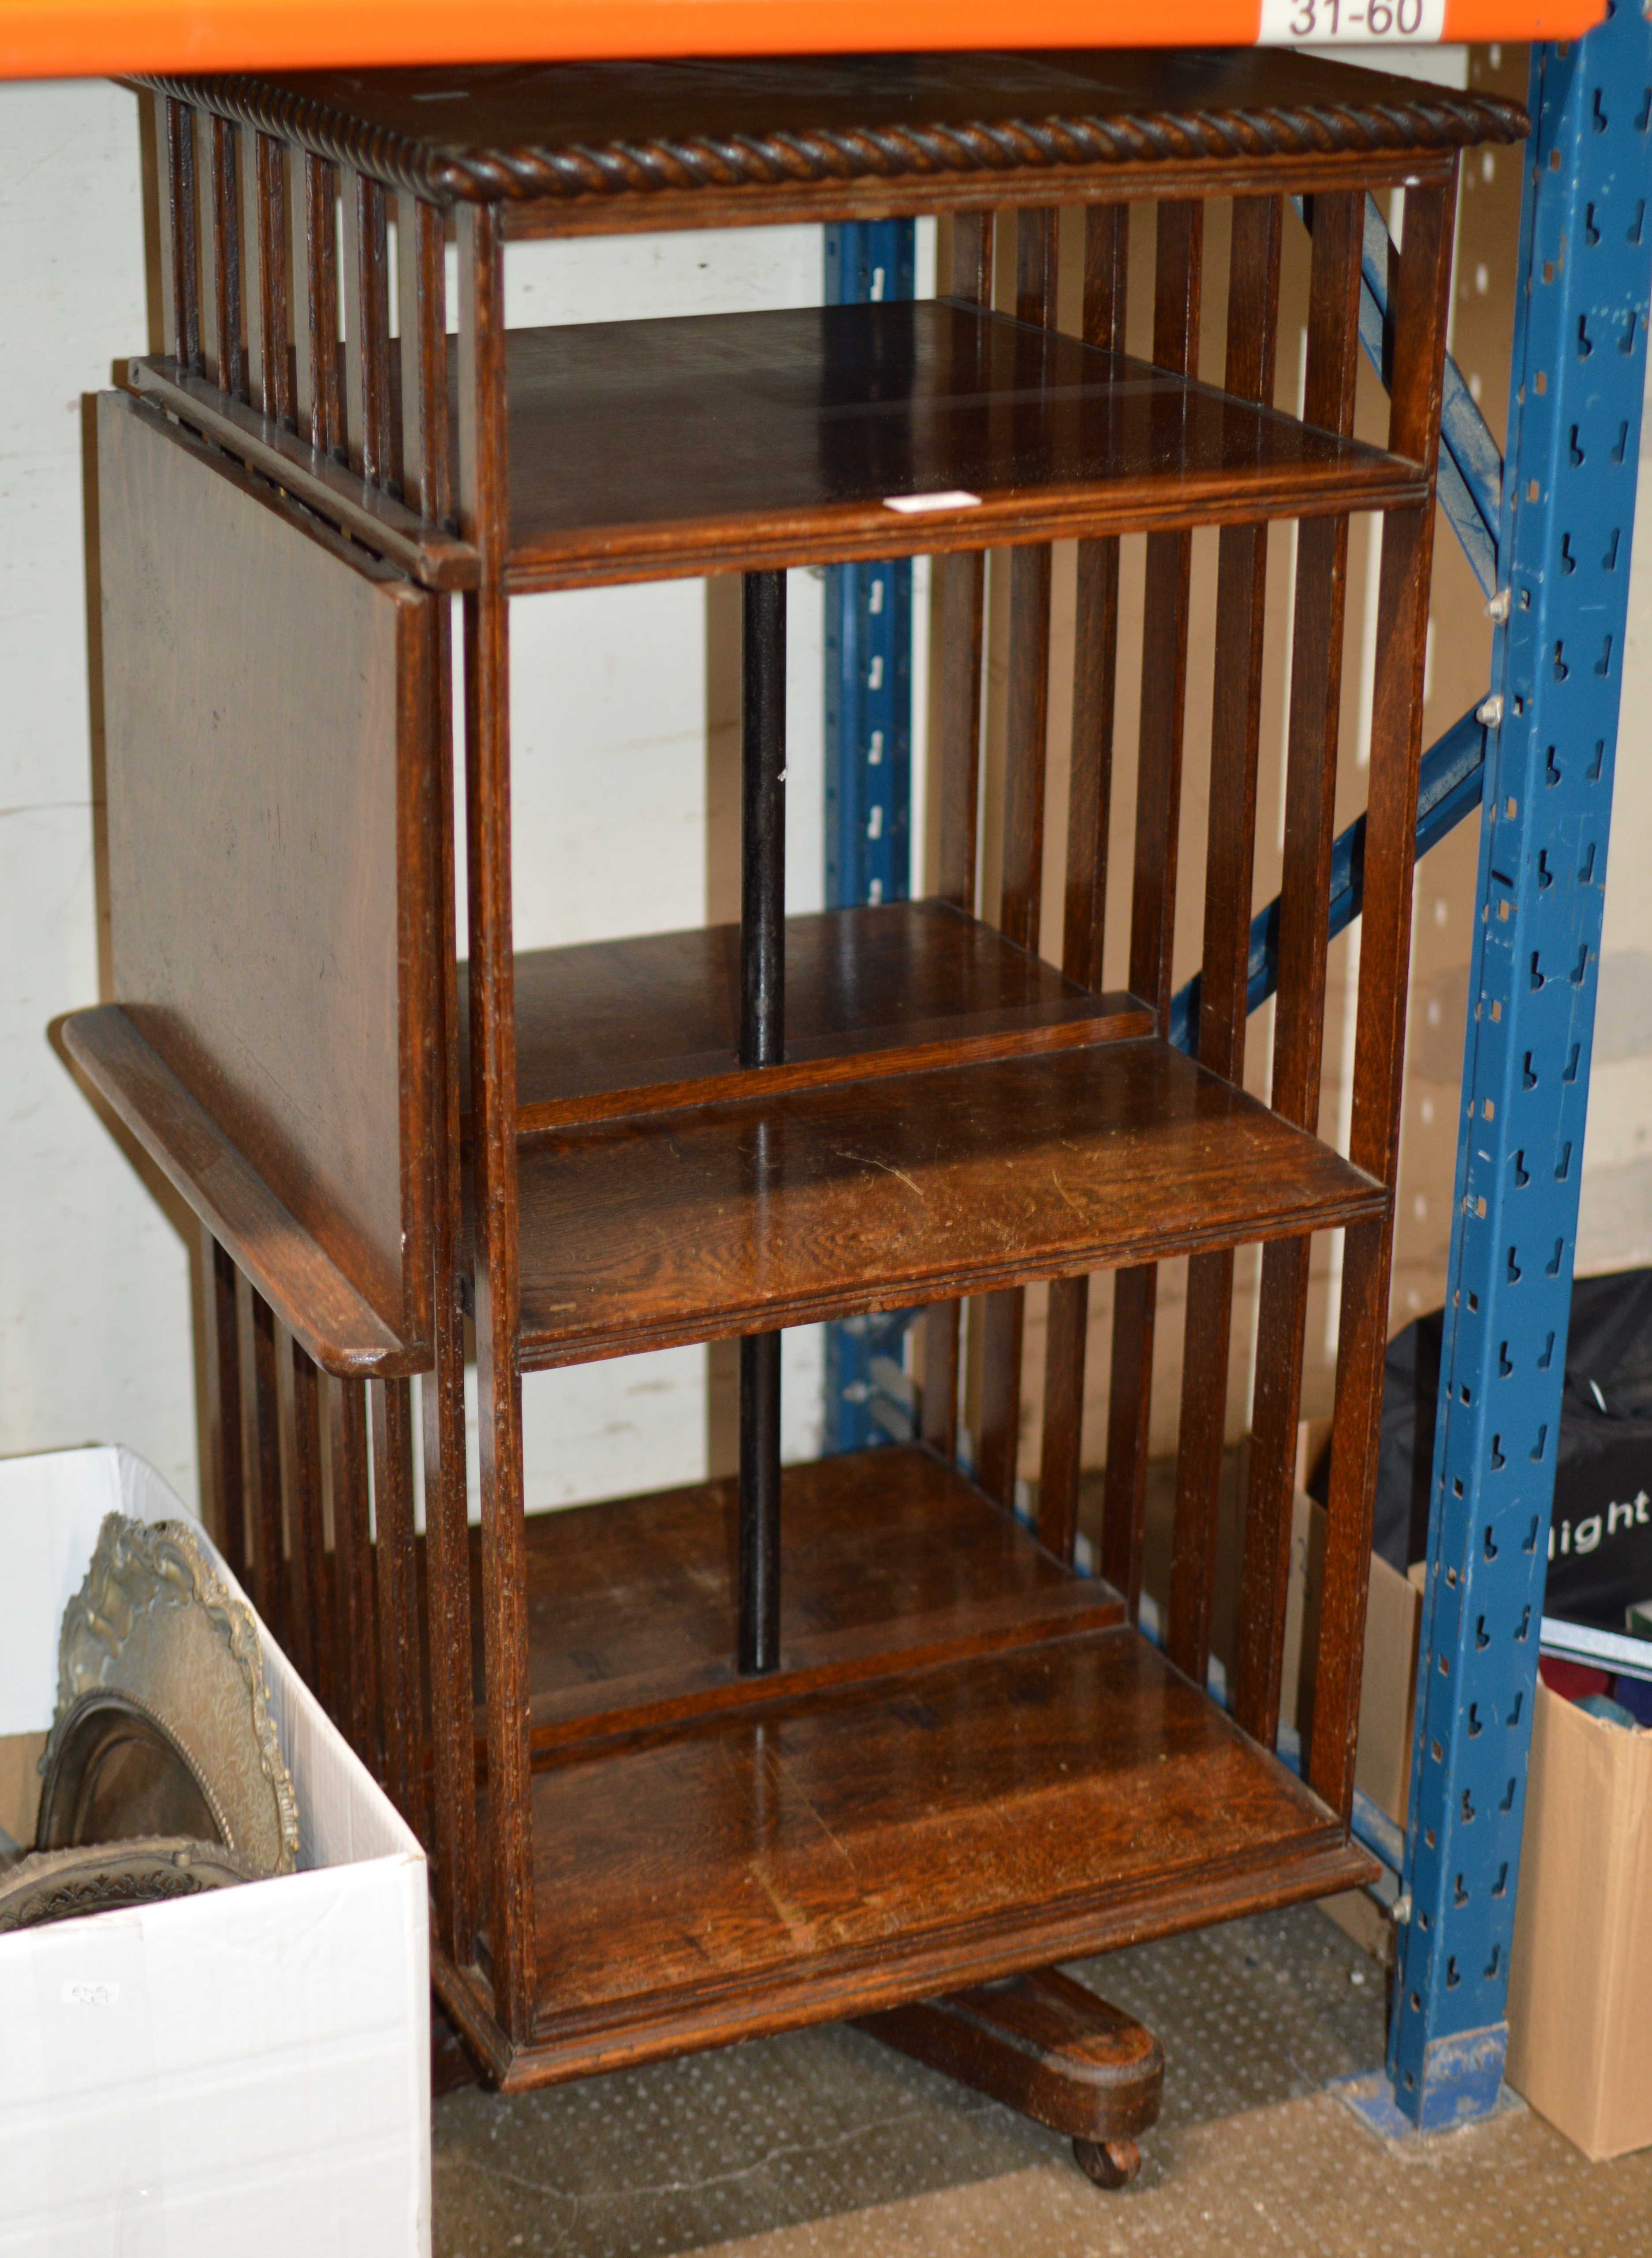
858;1967;1162;2189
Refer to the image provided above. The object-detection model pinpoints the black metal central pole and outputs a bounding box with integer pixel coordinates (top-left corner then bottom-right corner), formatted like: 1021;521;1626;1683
739;570;786;1676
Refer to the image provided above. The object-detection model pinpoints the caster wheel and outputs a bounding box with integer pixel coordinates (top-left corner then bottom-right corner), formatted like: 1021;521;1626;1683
1072;2136;1140;2190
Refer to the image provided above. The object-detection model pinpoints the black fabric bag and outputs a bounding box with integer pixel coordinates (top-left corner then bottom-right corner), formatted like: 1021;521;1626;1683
1354;1267;1652;1631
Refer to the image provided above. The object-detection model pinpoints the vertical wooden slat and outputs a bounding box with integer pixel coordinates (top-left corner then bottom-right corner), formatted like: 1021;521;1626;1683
1166;195;1285;1686
402;186;476;1967
371;1377;425;1833
198;115;242;396
288;1339;329;1706
922;208;994;1463
245;1281;286;1646
164;99;200;372
1102;200;1204;1616
330;1377;380;1773
343;170;393;485
977;208;1059;1514
151;93;178;358
291;153;342;457
1231;191;1365;1744
262;135;293;428
1310;177;1455;1816
1037;201;1130;1565
201;1230;246;1581
458;198;535;2038
236;124;264;408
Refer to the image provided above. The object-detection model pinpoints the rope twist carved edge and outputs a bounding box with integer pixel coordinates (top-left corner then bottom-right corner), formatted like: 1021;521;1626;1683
138;76;1528;208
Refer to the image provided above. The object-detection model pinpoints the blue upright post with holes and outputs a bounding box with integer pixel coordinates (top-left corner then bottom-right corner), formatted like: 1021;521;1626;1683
1386;6;1652;2131
822;220;919;1454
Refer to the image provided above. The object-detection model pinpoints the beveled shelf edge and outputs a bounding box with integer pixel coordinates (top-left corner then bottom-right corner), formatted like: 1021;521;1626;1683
127;358;481;593
62;1005;425;1380
435;1832;1377;2093
515;1582;1130;1767
503;458;1431;598
492;148;1469;245
515;1172;1389;1373
506;990;1155;1136
142;70;1521;214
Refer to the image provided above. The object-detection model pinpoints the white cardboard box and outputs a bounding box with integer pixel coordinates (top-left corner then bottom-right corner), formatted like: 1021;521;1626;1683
0;1446;431;2255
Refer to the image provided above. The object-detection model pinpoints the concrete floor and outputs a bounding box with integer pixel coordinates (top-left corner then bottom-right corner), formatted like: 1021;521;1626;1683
432;1905;1652;2258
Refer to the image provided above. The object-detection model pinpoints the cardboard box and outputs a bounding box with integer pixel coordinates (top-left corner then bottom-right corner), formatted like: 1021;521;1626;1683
0;1446;431;2254
1506;1678;1652;2161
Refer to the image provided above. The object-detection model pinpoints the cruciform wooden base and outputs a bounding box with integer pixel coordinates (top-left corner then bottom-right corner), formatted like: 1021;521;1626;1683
857;1967;1163;2189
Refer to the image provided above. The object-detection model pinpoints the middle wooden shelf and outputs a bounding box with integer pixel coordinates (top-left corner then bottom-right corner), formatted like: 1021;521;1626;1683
456;899;1387;1368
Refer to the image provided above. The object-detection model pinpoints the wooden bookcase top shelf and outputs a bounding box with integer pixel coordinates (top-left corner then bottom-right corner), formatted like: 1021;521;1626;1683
501;1039;1387;1367
134;300;1432;595
137;48;1525;229
492;303;1429;589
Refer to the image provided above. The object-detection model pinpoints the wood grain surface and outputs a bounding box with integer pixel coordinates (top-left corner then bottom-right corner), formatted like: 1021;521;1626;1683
492;1622;1370;2079
505;1038;1386;1367
461;900;1150;1132
497;302;1426;591
472;1444;1124;1752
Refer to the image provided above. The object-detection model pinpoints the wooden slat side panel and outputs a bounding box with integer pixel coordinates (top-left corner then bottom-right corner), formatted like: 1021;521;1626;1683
925;207;993;1463
96;391;432;1347
1233;191;1365;1748
1167;193;1283;1689
164;98;200;372
402;184;477;1969
245;1280;287;1650
978;205;1058;1514
372;1375;427;1836
1104;198;1203;1622
330;1376;380;1774
1036;201;1129;1557
288;1338;329;1705
254;134;294;429
343;168;393;486
1311;175;1454;1818
201;1230;246;1580
458;198;537;2038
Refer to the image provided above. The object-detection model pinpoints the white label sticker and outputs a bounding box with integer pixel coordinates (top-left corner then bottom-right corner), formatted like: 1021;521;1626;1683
61;1981;119;2008
1259;0;1445;44
884;490;982;515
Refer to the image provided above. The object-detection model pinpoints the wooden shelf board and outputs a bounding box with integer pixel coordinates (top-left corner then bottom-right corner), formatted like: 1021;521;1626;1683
467;1445;1127;1755
505;1038;1386;1367
61;1005;422;1378
461;901;1152;1132
487;1621;1371;2084
497;303;1429;591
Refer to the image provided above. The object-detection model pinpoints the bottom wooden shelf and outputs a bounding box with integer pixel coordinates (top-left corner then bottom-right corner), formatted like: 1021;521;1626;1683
435;1447;1376;2089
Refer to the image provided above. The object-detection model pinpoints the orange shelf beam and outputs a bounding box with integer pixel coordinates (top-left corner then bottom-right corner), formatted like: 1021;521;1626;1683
0;0;1605;82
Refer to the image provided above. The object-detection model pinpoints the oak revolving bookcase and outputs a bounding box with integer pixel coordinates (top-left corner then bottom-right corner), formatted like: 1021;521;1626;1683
65;50;1525;2112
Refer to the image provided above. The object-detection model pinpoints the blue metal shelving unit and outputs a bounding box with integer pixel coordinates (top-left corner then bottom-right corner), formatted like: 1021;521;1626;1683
817;33;1650;2129
821;219;921;1455
1387;7;1652;2131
